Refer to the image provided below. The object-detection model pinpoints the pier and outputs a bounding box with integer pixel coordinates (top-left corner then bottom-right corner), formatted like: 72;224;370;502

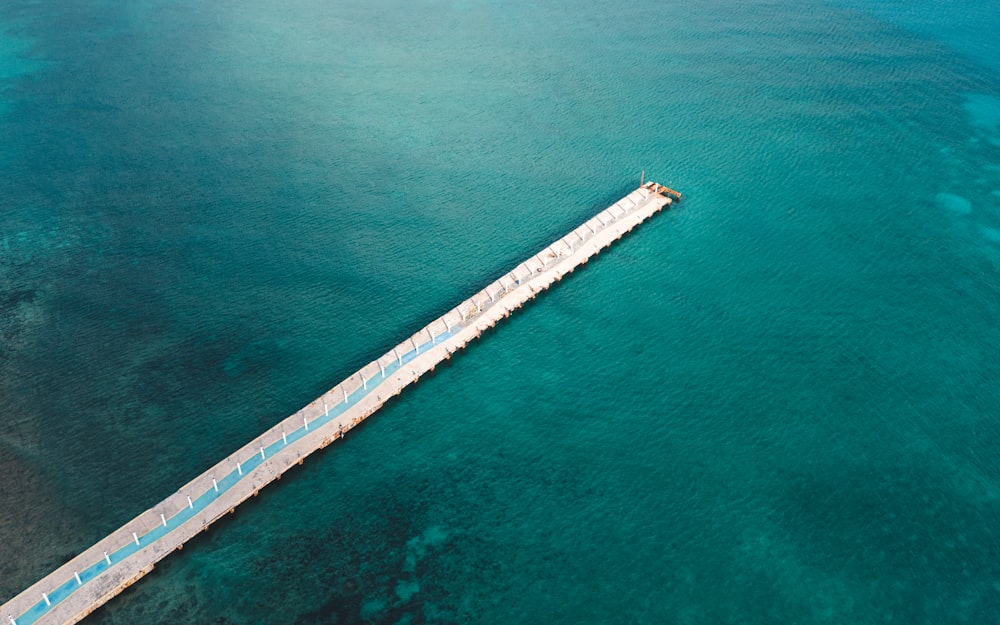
2;182;680;625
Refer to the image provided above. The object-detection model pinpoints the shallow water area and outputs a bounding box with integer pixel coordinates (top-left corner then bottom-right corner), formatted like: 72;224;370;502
3;1;1000;624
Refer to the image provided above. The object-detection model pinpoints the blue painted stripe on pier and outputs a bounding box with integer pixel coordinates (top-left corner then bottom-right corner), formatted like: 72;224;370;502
12;327;459;625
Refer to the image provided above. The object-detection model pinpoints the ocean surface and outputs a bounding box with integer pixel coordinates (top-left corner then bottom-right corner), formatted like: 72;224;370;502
2;1;1000;623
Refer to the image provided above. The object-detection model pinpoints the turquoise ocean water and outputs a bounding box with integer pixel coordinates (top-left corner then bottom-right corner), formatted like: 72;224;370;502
2;1;1000;623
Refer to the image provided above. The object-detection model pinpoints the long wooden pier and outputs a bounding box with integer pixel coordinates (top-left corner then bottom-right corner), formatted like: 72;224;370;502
2;182;679;625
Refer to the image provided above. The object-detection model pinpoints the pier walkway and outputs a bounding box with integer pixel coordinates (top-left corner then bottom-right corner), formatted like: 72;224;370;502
2;182;679;625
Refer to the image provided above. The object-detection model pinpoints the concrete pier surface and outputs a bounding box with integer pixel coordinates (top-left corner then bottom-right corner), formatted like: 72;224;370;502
2;182;678;625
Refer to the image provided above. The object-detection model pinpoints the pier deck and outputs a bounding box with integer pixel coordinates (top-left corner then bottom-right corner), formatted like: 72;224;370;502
2;182;677;625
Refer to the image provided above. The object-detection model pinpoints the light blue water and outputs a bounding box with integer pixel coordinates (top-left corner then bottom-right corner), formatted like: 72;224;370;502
2;1;1000;624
